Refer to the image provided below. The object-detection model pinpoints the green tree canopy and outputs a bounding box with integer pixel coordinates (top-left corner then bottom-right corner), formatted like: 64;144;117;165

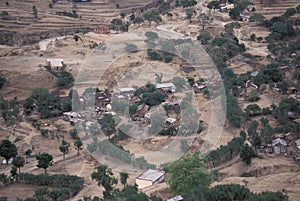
240;144;256;165
0;140;18;164
12;155;25;173
36;152;53;174
167;154;212;194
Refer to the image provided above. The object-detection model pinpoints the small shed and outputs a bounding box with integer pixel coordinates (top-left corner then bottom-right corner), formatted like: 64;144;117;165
166;117;177;125
46;58;64;71
136;169;165;189
167;195;184;201
156;83;176;93
272;138;287;153
239;14;250;22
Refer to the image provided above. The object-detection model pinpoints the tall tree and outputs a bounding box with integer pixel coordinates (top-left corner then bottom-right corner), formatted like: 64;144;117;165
240;144;256;165
59;145;69;159
12;156;25;173
36;152;53;174
0;140;18;164
168;154;212;194
91;165;118;199
74;140;83;155
119;172;129;188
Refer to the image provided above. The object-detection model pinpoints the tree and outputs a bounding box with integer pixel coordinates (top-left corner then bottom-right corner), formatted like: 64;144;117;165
240;144;256;165
207;1;220;9
74;140;83;155
249;13;265;24
32;5;38;18
0;75;6;89
59;145;69;159
229;7;240;20
98;114;116;139
237;0;253;12
36;152;53;174
250;33;256;41
143;10;162;26
197;30;212;44
180;0;197;8
0;140;18;164
12;156;25;173
168;154;212;194
91;165;118;199
185;8;196;22
111;18;123;32
133;17;144;25
56;71;74;87
119;172;129;188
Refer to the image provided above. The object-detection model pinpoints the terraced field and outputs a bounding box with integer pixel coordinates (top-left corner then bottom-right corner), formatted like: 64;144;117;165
251;0;299;19
0;0;155;45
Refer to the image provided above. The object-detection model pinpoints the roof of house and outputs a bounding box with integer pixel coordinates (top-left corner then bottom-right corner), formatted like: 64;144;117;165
137;169;165;182
240;13;250;18
46;58;64;67
156;83;176;89
272;138;287;147
166;117;177;124
116;87;136;93
167;195;184;201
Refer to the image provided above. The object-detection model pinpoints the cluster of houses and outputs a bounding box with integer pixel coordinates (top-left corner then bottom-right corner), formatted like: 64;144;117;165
260;132;300;162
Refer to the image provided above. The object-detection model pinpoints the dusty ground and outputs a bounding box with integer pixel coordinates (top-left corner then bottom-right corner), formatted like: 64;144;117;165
0;1;300;201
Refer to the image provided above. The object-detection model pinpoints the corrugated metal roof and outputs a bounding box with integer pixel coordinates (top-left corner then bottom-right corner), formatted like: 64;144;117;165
272;138;287;147
156;83;176;89
137;169;164;182
46;58;64;67
167;195;183;201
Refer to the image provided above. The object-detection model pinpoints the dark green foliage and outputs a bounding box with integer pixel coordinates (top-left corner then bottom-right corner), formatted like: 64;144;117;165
240;144;256;165
253;64;282;86
229;7;240;20
133;17;144;24
26;88;69;118
12;156;25;173
0;75;6;88
70;129;78;139
119;172;128;187
167;154;212;194
91;165;118;199
141;92;166;106
0;140;18;164
187;77;195;87
56;10;78;18
147;49;163;60
36;152;53;174
180;0;197;8
206;136;245;167
59;144;69;159
18;173;84;198
197;30;212;44
143;10;162;25
97;114;116;138
207;1;220;9
32;5;38;18
74;140;83;155
226;94;241;128
56;71;74;87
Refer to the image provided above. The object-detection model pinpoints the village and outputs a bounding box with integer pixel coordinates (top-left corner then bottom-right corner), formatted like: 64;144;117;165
0;0;300;200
